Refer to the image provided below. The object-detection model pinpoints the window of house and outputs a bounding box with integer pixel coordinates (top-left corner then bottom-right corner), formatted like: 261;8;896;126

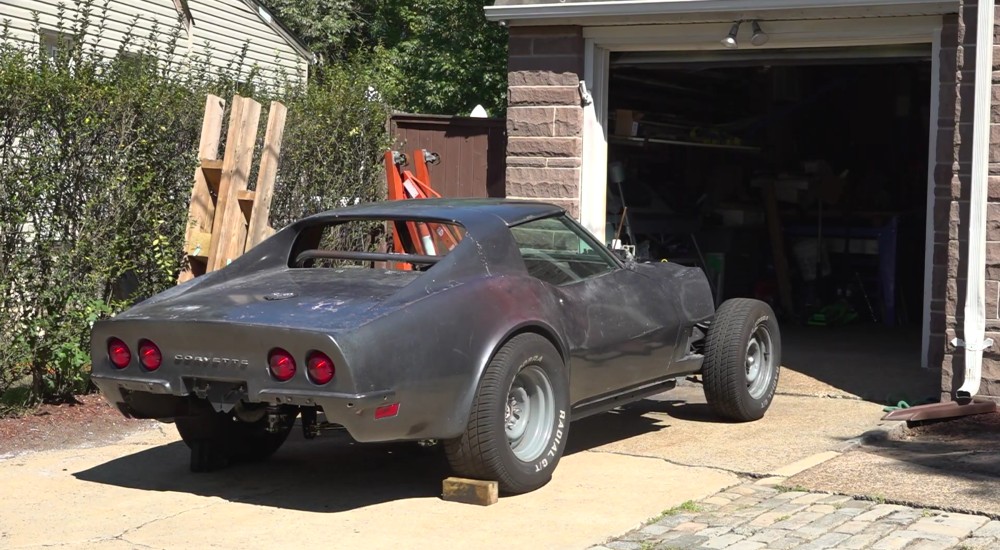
235;79;256;98
511;216;619;286
38;29;73;61
117;50;159;74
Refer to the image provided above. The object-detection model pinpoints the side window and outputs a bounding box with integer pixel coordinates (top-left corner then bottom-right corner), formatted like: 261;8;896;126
511;216;619;286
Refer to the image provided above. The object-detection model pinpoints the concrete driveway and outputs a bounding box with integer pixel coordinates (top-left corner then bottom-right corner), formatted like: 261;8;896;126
0;385;885;550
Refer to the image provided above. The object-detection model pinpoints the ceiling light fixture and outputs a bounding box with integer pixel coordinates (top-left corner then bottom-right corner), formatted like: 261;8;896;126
751;20;769;47
721;21;741;49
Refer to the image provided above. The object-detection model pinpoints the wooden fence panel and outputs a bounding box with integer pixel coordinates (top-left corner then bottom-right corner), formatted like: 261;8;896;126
389;114;506;199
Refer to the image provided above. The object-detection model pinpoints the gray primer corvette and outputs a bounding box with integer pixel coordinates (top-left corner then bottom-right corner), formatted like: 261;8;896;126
90;199;715;443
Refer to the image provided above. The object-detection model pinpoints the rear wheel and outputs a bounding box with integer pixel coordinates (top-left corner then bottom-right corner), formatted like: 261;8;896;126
702;298;781;422
176;402;297;472
444;333;569;494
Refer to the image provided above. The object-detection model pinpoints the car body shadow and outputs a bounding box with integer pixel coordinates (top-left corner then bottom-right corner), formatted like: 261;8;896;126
565;395;727;455
74;394;723;512
619;394;721;423
74;429;450;513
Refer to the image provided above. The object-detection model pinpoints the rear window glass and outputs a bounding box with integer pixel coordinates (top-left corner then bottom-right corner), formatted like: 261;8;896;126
291;217;466;271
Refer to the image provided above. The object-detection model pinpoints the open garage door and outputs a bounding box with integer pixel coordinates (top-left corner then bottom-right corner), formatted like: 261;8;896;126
598;44;939;403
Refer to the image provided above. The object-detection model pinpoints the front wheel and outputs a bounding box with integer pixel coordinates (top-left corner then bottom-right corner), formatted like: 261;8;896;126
702;298;781;422
444;333;570;494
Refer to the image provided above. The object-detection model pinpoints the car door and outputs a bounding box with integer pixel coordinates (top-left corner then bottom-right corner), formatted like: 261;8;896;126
509;216;682;406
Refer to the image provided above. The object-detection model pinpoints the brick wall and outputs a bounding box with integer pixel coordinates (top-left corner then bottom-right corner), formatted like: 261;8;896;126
939;1;1000;399
506;26;586;218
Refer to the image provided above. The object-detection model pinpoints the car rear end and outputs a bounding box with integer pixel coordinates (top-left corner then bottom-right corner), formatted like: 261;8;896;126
89;206;501;447
92;307;415;438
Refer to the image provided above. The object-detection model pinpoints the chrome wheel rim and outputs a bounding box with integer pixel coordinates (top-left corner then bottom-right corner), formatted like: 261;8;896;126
746;325;774;400
505;365;554;462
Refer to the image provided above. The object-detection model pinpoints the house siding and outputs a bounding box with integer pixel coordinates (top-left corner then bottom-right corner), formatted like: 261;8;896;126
939;0;1000;399
0;0;308;88
186;0;307;85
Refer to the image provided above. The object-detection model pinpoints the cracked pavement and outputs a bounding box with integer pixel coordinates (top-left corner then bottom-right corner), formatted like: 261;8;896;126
0;386;887;549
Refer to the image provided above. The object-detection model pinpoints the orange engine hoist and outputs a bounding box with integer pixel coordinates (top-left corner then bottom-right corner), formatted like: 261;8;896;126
384;149;464;269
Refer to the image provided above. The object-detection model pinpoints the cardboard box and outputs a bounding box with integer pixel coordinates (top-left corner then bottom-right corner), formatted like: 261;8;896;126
614;109;643;137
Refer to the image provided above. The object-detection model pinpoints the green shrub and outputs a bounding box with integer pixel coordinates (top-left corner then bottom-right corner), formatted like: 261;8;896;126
271;62;390;227
0;3;389;409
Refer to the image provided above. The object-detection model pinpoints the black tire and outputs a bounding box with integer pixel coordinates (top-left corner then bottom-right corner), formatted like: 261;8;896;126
176;402;297;472
444;333;570;494
702;298;781;422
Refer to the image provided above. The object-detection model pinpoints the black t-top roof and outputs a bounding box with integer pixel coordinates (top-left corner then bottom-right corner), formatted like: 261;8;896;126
308;198;566;227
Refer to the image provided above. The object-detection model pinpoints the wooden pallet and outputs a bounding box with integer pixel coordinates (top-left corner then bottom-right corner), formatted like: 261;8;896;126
178;94;287;283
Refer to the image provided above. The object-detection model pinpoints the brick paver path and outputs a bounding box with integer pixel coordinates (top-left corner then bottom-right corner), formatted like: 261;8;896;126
592;482;1000;550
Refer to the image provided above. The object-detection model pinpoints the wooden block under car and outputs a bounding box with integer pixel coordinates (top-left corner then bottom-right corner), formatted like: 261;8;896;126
441;477;499;506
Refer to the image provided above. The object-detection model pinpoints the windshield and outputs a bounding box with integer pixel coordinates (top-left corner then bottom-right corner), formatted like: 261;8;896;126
510;215;619;285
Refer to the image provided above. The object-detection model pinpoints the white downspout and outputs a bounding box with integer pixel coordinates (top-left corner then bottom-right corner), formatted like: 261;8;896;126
955;0;996;400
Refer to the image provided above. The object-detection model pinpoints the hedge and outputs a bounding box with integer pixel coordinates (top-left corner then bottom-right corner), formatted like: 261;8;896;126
0;5;389;411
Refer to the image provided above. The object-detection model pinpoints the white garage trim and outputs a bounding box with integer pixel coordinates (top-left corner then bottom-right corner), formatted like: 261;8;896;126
922;26;942;370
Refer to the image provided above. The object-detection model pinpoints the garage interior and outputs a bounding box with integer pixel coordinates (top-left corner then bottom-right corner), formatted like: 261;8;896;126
605;46;939;403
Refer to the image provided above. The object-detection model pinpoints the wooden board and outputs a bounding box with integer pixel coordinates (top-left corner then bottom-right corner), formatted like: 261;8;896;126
441;477;498;506
207;96;261;272
178;95;225;283
184;229;213;260
246;102;287;252
199;159;223;193
237;190;256;221
178;94;284;281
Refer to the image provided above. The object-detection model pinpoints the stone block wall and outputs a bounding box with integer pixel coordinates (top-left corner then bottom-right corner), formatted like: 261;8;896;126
939;1;1000;399
506;26;586;218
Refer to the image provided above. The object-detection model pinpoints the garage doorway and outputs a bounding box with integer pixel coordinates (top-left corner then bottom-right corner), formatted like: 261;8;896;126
597;49;940;403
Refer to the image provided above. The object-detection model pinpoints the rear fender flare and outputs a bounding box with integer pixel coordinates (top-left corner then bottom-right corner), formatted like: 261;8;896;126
448;320;569;435
487;321;569;373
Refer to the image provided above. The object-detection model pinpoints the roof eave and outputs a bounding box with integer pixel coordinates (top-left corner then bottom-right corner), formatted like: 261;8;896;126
171;0;195;28
484;0;957;23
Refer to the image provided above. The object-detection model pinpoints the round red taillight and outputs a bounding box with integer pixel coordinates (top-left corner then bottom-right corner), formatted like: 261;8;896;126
306;351;335;385
138;339;162;371
268;348;296;381
108;338;131;369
